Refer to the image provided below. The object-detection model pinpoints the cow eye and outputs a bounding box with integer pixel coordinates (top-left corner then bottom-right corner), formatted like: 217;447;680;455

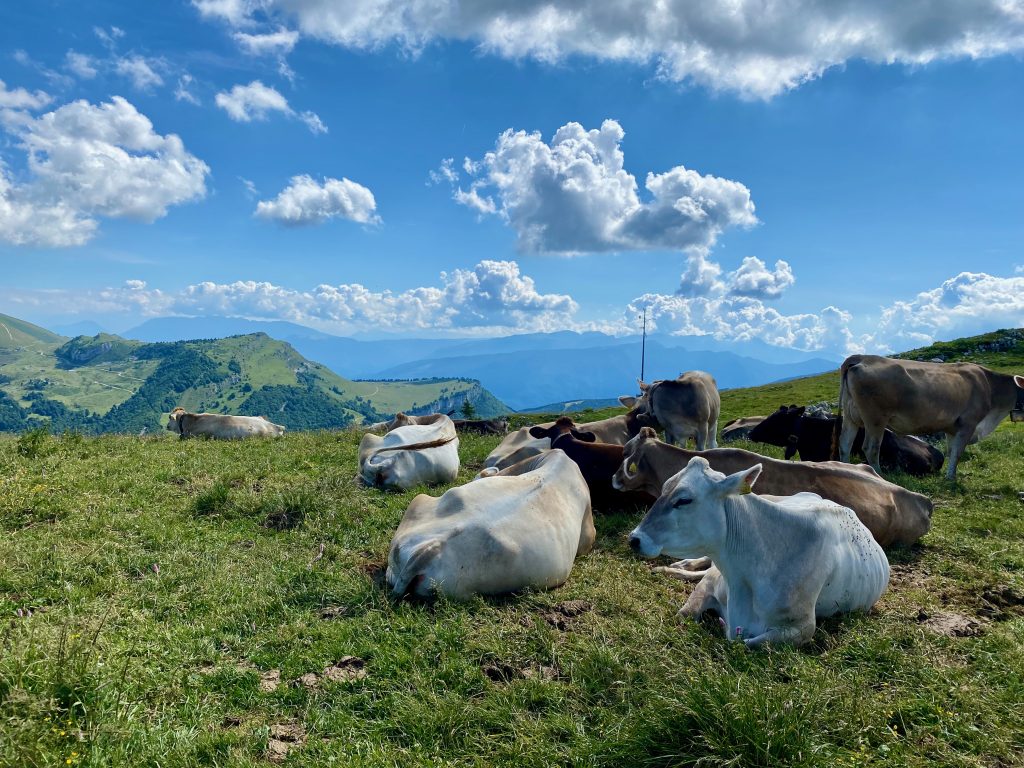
673;498;693;508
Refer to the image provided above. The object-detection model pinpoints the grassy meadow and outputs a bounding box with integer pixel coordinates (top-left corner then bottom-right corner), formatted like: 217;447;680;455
2;371;1024;767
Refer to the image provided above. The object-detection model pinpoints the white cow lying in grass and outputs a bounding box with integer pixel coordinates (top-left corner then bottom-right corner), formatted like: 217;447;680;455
358;413;459;490
386;450;596;599
629;457;889;647
166;408;285;439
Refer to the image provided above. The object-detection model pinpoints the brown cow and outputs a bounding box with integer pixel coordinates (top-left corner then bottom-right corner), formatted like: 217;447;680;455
632;371;720;449
527;417;654;511
721;416;765;442
612;427;932;548
837;355;1024;479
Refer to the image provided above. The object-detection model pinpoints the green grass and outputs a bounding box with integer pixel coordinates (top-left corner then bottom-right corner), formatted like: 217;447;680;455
1;377;1023;767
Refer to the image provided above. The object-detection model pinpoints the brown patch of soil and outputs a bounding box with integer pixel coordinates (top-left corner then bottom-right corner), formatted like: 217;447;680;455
540;599;593;631
978;585;1024;621
267;722;306;763
323;656;367;682
318;605;348;620
916;609;984;637
258;669;281;692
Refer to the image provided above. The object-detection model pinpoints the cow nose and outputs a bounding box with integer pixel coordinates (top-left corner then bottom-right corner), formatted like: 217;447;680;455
628;535;642;552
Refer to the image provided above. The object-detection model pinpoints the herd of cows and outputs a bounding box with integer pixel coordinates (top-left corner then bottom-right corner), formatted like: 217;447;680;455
167;355;1024;647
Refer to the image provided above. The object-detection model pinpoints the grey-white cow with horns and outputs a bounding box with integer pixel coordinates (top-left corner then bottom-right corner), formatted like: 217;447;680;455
629;456;890;648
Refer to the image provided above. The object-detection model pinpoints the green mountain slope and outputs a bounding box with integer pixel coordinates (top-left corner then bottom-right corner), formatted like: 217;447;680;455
0;319;509;433
0;312;65;348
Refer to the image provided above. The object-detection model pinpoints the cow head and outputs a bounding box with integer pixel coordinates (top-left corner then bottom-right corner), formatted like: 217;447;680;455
529;417;596;445
612;426;658;492
747;405;804;447
629;456;762;560
1013;375;1024;422
387;412;416;431
166;407;187;435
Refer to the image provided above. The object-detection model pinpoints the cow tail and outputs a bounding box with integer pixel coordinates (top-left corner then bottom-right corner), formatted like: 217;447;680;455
831;361;850;460
389;539;442;597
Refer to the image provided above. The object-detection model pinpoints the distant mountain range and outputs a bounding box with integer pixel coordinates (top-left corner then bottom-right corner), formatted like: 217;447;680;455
123;315;840;410
0;313;507;433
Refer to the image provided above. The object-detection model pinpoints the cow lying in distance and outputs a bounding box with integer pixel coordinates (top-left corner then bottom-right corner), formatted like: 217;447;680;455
528;417;654;510
629;457;890;647
452;418;509;435
750;405;943;476
613;427;932;549
358;414;459;490
721;416;765;443
632;372;720;449
386;450;595;600
483;408;641;471
837;355;1024;479
166;408;285;439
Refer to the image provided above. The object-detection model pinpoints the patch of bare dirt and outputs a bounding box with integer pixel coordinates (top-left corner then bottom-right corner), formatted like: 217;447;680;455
318;605;348;620
267;722;306;763
221;715;243;729
539;600;593;631
481;661;560;683
293;657;368;690
916;609;984;637
978;585;1024;621
888;564;933;591
258;669;281;692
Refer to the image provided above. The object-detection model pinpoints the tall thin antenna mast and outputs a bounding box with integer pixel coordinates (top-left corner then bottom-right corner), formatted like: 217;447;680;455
640;308;647;382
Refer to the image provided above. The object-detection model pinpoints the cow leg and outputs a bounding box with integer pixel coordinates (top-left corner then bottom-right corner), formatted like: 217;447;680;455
654;556;713;581
694;423;710;451
838;416;859;463
861;424;886;472
678;568;725;619
743;617;815;648
707;416;719;449
945;427;973;481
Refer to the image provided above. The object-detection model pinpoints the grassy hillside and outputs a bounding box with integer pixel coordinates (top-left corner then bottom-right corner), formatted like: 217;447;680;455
0;323;509;434
1;347;1022;766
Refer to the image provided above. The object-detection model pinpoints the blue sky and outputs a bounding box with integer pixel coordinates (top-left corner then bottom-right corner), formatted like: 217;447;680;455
1;0;1023;352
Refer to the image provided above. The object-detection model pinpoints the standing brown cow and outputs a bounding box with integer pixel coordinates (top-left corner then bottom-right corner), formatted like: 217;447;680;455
836;355;1024;480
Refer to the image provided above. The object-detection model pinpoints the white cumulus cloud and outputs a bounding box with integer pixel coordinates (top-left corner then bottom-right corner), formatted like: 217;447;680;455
190;1;1024;99
255;174;379;226
114;55;165;90
65;51;98;79
0;79;52;110
17;260;580;335
726;256;796;299
455;119;756;255
0;96;209;247
233;27;299;56
215;80;326;133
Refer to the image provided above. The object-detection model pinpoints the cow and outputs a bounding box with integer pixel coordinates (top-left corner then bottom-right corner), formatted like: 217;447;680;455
358;414;459;490
721;416;765;443
385;450;595;600
750;405;944;476
452;418;509;435
628;457;890;647
836;355;1024;479
482;409;641;471
166;408;285;439
632;372;720;449
527;418;654;510
613;427;932;549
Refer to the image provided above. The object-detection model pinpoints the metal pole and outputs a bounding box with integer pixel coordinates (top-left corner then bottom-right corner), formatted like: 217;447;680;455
640;308;647;382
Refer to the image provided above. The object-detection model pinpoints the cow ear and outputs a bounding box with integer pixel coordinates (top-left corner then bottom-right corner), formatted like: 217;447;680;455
1016;375;1024;388
572;429;597;442
637;379;649;392
528;426;549;439
618;395;637;408
795;406;806;416
720;464;762;496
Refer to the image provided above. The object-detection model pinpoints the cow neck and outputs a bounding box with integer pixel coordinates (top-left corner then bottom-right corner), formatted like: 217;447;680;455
717;494;808;572
550;432;574;450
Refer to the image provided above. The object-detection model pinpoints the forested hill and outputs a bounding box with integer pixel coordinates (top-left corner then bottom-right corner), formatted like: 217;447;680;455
0;318;508;433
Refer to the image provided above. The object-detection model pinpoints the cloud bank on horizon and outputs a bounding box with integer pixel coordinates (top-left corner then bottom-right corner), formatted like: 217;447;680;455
1;1;1023;356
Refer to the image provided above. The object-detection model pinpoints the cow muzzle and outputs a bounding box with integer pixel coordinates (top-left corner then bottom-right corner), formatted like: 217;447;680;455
1012;409;1024;423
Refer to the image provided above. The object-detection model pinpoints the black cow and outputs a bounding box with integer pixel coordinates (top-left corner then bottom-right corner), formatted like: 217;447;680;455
748;405;943;476
452;418;509;435
529;417;654;511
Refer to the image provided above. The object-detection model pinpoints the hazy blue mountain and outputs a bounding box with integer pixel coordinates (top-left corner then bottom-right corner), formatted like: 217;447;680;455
376;339;836;410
